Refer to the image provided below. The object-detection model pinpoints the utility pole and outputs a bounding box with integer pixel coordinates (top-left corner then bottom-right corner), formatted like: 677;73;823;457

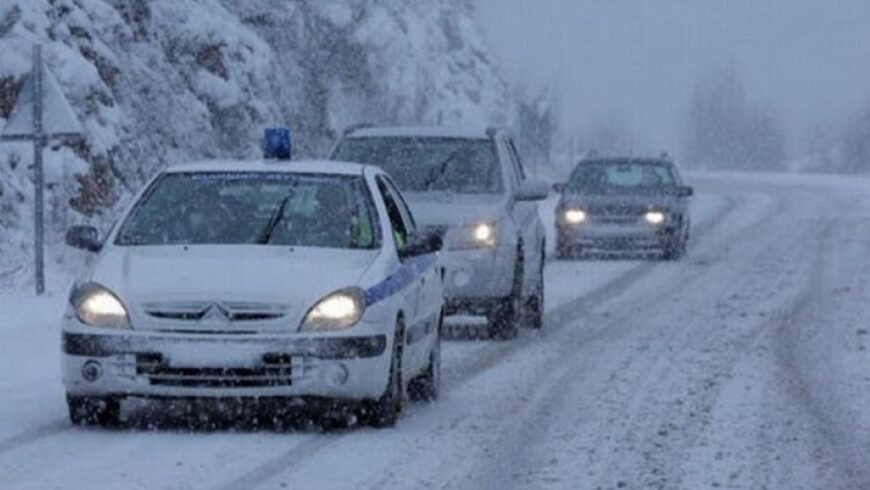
1;45;84;295
32;45;45;295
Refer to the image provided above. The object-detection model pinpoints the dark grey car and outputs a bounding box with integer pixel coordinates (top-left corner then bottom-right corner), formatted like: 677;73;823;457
553;157;693;260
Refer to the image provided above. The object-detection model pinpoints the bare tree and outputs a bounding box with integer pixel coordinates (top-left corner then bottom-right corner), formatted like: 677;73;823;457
684;64;786;170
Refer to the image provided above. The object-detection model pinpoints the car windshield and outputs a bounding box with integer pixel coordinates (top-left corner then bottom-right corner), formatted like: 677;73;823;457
568;161;677;193
115;172;379;249
333;137;504;194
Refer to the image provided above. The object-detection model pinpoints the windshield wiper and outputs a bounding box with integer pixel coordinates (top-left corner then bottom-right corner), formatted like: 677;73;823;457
257;190;295;245
420;148;464;189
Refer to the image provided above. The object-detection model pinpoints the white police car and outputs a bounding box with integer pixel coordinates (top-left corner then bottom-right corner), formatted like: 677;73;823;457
62;158;443;428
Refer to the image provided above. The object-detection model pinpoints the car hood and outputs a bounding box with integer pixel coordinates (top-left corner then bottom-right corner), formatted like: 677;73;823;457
86;245;378;331
402;192;508;227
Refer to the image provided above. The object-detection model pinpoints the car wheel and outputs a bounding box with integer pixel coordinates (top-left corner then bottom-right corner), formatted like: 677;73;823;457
555;235;574;260
677;236;689;258
661;235;685;261
67;394;121;427
488;251;522;340
526;251;545;329
360;319;405;428
408;313;442;403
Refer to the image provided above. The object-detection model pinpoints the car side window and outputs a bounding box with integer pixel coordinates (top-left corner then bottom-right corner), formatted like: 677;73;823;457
376;176;410;249
668;165;683;186
497;138;520;188
382;176;417;232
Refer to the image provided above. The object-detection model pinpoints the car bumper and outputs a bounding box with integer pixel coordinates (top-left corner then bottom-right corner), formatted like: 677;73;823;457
558;223;673;250
441;246;515;309
61;330;390;401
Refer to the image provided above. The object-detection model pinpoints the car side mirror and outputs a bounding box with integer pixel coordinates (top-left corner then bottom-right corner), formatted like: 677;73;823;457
516;180;549;202
551;182;567;194
678;186;694;197
65;225;102;253
398;229;443;261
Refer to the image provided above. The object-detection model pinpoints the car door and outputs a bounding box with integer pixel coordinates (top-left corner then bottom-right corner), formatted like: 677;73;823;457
375;176;430;374
502;137;545;295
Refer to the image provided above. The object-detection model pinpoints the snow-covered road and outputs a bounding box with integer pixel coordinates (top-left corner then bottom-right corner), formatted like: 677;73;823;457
1;172;869;489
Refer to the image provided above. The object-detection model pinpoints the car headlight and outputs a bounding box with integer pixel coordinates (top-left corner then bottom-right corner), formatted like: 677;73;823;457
450;222;497;249
70;283;130;329
563;208;587;225
644;210;666;225
301;287;366;331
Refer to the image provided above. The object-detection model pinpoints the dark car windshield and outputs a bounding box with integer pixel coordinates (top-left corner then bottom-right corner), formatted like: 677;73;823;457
568;160;678;193
333;136;504;194
115;172;380;249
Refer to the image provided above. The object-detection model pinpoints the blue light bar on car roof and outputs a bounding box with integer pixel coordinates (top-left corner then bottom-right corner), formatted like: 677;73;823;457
264;127;292;160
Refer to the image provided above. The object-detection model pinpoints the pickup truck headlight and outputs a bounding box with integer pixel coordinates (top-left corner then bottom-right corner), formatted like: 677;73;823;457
301;288;366;331
563;208;588;225
644;210;666;225
450;222;497;249
71;283;130;329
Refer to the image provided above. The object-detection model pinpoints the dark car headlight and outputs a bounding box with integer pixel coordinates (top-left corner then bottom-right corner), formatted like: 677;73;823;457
562;208;588;225
643;210;666;225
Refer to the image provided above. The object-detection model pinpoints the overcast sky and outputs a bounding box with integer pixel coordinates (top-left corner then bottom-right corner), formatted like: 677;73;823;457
475;0;870;157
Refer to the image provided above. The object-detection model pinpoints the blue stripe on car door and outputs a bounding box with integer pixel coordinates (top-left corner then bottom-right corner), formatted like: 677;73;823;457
364;254;436;307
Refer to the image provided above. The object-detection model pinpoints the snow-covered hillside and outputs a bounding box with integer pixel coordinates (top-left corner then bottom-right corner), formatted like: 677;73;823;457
0;0;511;287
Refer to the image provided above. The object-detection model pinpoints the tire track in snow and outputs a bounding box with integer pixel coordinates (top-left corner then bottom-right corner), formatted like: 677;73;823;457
0;420;70;457
557;189;832;490
552;189;847;490
421;189;787;490
357;188;775;490
215;435;337;490
770;209;870;488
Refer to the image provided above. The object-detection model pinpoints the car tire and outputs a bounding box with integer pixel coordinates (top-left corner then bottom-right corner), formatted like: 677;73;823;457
557;244;581;260
408;314;442;403
526;250;545;329
67;394;121;427
662;236;686;261
555;235;574;260
488;251;523;340
360;320;405;428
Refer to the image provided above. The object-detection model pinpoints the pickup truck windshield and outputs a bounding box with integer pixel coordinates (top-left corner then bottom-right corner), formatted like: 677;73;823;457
334;137;504;194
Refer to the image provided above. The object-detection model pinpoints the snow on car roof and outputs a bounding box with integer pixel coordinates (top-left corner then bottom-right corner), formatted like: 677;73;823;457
578;156;675;166
347;126;494;139
165;159;368;176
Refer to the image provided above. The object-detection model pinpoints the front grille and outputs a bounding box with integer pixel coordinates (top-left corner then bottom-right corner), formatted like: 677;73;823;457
592;215;639;225
589;205;646;216
143;301;287;323
587;205;646;225
136;353;293;388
